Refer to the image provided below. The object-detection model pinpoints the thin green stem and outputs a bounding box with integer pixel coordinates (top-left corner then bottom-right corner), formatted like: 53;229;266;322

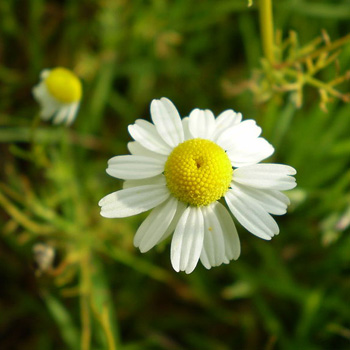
80;252;91;350
101;306;117;350
279;33;350;68
259;0;275;64
0;190;55;235
285;68;349;100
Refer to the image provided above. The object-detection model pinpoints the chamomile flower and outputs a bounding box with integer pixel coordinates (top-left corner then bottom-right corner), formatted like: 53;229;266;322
32;67;82;125
99;98;296;273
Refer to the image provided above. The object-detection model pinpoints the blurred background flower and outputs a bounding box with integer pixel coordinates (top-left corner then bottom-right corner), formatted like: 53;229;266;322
33;67;82;125
0;0;350;349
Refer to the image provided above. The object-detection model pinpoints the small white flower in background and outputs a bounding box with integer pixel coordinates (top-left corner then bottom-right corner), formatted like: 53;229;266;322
99;98;297;273
32;67;82;126
33;243;55;275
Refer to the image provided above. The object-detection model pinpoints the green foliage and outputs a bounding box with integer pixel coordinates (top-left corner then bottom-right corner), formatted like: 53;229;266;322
1;0;350;349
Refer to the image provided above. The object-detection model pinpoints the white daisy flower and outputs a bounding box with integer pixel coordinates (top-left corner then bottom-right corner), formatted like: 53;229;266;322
99;98;297;273
32;67;82;126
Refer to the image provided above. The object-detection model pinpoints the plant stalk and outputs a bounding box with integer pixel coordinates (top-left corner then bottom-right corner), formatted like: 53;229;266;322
259;0;275;64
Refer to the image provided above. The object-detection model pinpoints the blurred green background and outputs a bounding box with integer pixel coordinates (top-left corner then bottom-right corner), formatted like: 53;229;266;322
1;0;350;349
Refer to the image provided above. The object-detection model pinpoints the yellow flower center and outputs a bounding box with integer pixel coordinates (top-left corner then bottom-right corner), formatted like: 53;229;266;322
45;67;82;103
164;138;233;206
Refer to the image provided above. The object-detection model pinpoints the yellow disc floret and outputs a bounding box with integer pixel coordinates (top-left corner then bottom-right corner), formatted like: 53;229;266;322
164;138;233;206
45;67;82;103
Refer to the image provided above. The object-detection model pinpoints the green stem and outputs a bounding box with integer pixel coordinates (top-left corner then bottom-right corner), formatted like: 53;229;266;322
285;68;347;100
80;252;91;350
0;190;55;235
259;0;275;64
100;306;117;350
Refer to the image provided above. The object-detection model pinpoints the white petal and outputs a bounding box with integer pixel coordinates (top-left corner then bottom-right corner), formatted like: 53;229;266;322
32;83;47;103
171;206;204;274
200;205;227;269
99;184;170;218
52;107;69;124
217;109;242;126
212;202;240;260
122;175;166;189
107;155;165;179
127;141;167;162
33;83;61;119
32;81;47;100
182;117;193;140
212;109;242;141
128;119;172;155
40;69;51;79
134;197;178;253
225;187;279;240
157;200;187;242
227;138;274;167
216;120;262;150
65;103;79;125
233;164;297;190
150;97;184;147
188;109;216;139
232;183;290;215
41;101;59;119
